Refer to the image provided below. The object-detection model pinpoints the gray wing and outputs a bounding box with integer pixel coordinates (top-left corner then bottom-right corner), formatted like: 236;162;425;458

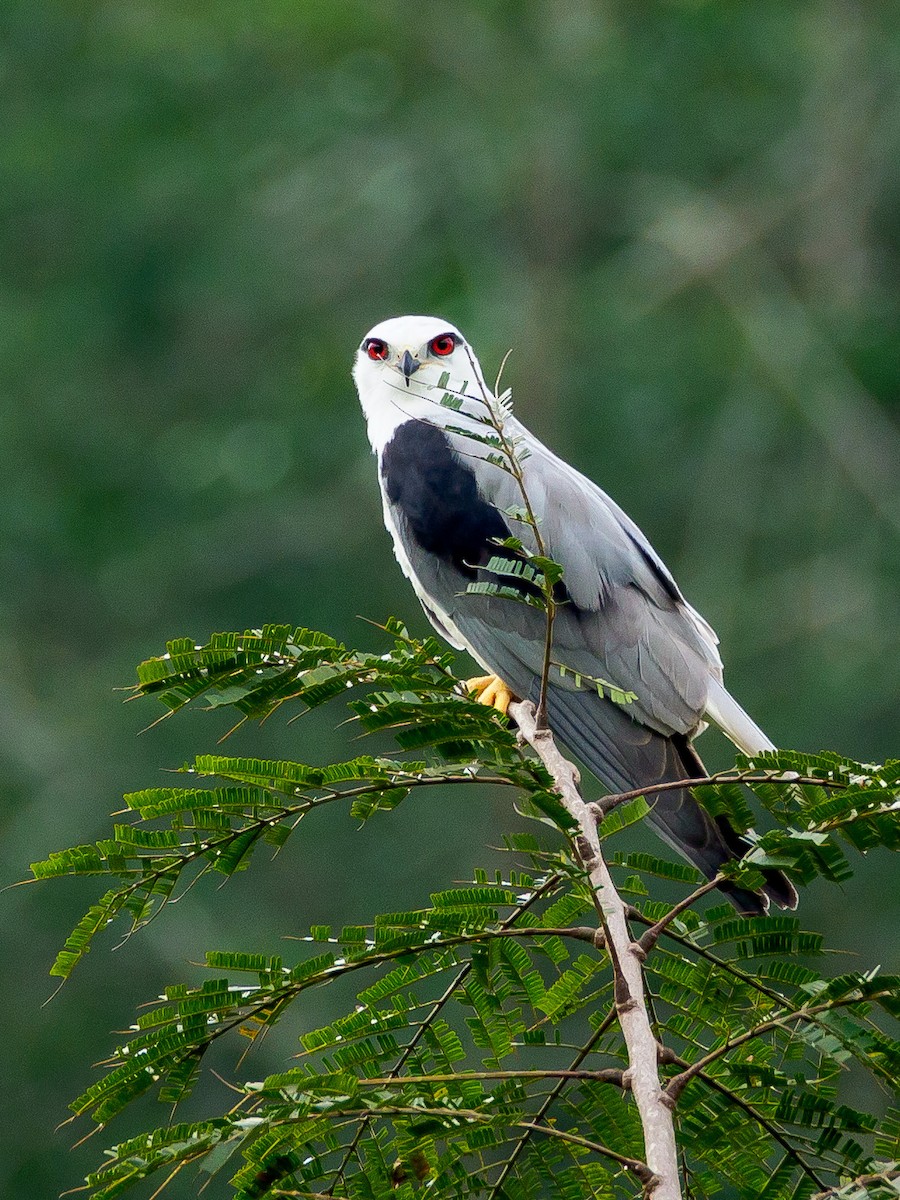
381;419;795;913
445;417;723;739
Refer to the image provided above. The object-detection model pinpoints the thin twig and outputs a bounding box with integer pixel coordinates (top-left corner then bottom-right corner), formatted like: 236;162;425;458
665;991;896;1102
810;1168;900;1199
625;907;792;1009
638;878;724;954
461;346;557;727
487;1006;619;1200
658;1046;828;1189
593;770;848;815
353;1067;625;1088
325;873;561;1193
278;1105;657;1188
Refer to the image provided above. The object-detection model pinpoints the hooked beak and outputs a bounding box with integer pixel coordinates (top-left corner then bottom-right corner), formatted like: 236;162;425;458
399;349;420;386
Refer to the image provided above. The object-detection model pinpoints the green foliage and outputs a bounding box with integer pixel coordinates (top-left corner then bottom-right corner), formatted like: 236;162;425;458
33;625;900;1199
6;8;899;1194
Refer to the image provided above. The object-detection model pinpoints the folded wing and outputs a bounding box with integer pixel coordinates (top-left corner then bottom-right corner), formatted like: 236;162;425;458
380;417;796;912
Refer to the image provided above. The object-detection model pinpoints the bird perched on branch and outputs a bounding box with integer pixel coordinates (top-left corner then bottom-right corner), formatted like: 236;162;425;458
353;314;797;915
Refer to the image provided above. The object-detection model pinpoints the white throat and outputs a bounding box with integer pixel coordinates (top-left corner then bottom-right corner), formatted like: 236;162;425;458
354;362;493;457
355;372;442;455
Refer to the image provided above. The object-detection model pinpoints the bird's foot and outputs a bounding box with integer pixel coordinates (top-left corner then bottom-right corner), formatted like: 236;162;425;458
464;674;515;716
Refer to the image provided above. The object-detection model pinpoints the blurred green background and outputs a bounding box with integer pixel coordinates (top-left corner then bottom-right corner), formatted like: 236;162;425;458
2;1;898;1194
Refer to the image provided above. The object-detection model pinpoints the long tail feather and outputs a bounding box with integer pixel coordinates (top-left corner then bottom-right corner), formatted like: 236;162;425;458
543;687;797;915
704;677;776;755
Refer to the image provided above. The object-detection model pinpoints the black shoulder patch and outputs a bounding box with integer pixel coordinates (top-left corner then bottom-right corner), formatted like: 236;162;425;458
381;421;509;576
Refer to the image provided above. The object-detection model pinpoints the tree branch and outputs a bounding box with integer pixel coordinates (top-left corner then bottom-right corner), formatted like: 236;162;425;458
325;872;562;1194
665;992;896;1103
460;346;558;727
510;698;682;1200
657;1046;828;1190
487;1005;619;1200
810;1168;900;1199
281;1105;657;1188
355;1067;626;1088
637;877;723;954
625;906;792;1008
590;770;847;817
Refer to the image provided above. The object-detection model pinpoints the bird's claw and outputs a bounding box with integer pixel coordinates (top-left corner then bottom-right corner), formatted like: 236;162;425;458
464;674;515;716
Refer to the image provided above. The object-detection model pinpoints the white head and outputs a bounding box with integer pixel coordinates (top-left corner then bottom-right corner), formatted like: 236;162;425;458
352;315;490;451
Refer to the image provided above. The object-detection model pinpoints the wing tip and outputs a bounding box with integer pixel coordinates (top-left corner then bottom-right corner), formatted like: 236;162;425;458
719;869;799;916
761;870;799;912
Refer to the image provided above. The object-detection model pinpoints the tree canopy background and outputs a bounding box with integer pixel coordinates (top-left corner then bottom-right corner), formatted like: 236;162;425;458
1;2;898;1195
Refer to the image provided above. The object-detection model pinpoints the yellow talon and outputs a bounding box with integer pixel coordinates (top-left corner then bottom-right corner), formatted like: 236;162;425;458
464;674;515;716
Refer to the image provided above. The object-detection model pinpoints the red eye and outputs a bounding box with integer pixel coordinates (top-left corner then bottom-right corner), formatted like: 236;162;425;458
365;338;389;361
429;334;457;357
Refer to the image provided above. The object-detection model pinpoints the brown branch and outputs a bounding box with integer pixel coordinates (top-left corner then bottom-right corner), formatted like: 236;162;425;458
625;906;792;1009
665;992;895;1103
637;878;724;955
325;872;562;1193
658;1046;828;1190
810;1168;900;1199
510;698;682;1200
355;1067;625;1088
87;900;597;1120
518;1122;656;1188
630;905;900;1097
591;770;847;817
487;1006;620;1200
279;1104;656;1188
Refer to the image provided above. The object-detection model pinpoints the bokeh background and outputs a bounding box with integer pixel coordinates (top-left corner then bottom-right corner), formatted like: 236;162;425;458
2;1;898;1195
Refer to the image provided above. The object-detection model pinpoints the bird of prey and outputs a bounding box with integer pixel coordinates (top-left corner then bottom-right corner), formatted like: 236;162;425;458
353;314;796;915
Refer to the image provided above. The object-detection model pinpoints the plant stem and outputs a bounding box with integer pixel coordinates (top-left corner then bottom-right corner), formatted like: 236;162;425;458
461;347;557;727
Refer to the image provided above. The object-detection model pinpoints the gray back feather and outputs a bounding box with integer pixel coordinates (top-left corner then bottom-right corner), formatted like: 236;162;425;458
442;419;721;737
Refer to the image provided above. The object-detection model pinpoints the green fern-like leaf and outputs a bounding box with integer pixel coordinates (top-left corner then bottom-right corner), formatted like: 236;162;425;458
30;622;900;1199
